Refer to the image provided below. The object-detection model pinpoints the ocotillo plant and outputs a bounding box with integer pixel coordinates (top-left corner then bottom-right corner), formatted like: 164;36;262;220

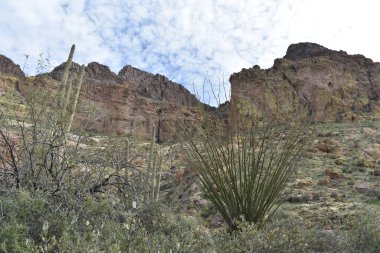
56;44;85;133
185;102;310;231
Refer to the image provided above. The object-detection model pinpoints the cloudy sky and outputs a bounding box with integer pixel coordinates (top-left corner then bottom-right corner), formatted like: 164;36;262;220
1;0;380;104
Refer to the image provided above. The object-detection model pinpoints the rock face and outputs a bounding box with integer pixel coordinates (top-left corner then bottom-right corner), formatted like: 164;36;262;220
50;61;123;85
49;61;204;140
118;65;199;107
50;62;200;107
230;42;380;121
285;42;338;61
0;55;25;78
75;81;202;141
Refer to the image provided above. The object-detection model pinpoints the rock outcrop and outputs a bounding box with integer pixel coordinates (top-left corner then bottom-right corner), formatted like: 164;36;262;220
48;61;204;140
75;80;202;141
118;65;199;107
230;42;380;121
50;62;200;106
7;42;378;140
0;55;25;78
50;61;123;85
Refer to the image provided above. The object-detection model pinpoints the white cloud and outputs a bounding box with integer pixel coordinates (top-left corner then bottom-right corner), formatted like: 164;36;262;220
1;0;380;105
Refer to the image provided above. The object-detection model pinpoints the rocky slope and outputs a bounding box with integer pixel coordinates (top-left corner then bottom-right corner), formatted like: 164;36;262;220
230;42;380;121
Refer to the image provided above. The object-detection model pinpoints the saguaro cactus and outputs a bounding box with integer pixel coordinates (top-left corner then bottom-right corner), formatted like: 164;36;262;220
144;124;163;202
56;44;85;133
154;150;163;202
58;44;75;111
66;65;85;133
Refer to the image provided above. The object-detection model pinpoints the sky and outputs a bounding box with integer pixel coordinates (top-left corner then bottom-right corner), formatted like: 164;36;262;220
1;0;380;105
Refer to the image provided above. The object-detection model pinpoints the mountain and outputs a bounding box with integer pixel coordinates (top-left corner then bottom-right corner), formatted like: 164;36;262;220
230;42;380;121
2;42;380;141
0;55;208;141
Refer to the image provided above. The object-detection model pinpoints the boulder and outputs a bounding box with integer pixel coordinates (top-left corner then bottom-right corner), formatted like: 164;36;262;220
325;169;347;180
363;144;380;161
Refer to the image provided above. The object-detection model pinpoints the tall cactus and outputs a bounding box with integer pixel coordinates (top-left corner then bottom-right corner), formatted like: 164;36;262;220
154;150;163;202
65;65;85;133
146;124;156;201
56;44;85;134
62;77;72;117
124;139;130;179
58;44;75;111
143;124;163;202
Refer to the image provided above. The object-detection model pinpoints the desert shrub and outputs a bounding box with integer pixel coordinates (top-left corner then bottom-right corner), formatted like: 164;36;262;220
0;45;161;204
0;189;211;253
344;210;380;252
1;189;378;252
0;190;129;252
185;107;309;230
79;126;164;211
0;45;85;194
212;210;380;253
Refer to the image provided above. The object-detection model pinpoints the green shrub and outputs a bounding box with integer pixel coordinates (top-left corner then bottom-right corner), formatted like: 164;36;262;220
185;112;309;231
213;212;380;253
0;189;379;252
0;189;208;252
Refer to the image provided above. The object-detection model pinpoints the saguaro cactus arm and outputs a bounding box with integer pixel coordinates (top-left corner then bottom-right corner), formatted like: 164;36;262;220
58;44;75;110
66;64;85;133
154;151;163;202
62;80;72;117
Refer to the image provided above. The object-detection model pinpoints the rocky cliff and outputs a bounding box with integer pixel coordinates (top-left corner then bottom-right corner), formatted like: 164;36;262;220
118;65;199;107
0;55;25;78
230;42;380;121
50;62;199;107
3;42;378;140
0;56;204;141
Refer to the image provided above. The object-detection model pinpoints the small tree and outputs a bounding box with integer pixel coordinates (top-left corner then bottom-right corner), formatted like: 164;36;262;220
185;103;310;231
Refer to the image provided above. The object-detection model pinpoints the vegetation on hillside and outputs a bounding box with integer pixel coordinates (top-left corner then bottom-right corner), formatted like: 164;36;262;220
0;46;379;252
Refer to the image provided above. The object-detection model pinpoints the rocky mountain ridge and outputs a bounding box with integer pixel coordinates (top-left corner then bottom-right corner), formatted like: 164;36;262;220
0;55;206;141
230;42;380;121
2;42;380;140
50;61;200;108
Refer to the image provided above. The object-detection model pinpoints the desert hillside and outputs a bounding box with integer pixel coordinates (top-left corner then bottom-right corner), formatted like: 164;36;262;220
0;43;379;252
